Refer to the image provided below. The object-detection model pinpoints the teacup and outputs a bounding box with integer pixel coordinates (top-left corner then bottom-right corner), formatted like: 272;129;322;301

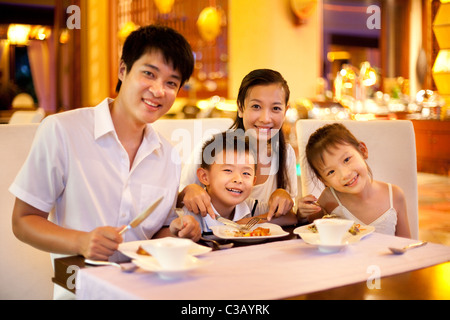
314;219;354;245
142;237;193;270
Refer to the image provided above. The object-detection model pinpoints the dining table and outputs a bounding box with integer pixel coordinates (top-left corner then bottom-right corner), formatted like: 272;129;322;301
53;227;450;303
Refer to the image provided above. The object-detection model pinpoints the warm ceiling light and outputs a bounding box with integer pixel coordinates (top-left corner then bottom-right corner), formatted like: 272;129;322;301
60;29;69;44
154;0;175;14
197;7;222;42
7;24;31;45
327;51;350;62
36;27;49;40
118;21;138;43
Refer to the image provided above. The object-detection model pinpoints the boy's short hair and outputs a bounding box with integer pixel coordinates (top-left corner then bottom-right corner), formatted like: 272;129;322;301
116;24;194;92
200;130;257;171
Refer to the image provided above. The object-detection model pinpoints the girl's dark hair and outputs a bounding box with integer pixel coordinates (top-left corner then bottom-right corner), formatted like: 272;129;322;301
116;25;194;92
230;69;290;189
200;130;257;172
306;123;372;180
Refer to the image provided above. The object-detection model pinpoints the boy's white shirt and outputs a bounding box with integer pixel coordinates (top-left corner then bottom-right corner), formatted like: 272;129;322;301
183;201;251;234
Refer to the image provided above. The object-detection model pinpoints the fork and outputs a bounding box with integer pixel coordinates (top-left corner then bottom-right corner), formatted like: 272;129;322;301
241;216;264;232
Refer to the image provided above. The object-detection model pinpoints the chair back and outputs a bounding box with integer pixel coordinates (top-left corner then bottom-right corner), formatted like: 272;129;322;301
152;117;234;166
9;108;45;124
296;119;419;239
0;123;54;299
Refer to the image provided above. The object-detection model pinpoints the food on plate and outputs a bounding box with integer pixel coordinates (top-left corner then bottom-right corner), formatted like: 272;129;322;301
307;215;363;235
136;245;150;256
234;227;271;237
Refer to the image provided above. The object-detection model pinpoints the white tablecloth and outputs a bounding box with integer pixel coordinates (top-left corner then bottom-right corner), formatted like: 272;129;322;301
76;233;450;300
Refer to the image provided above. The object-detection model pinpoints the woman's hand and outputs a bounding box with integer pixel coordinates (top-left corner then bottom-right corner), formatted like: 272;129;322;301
297;194;322;219
267;188;294;221
179;184;215;218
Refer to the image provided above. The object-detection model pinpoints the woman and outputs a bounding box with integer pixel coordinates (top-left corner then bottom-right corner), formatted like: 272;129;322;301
178;69;298;225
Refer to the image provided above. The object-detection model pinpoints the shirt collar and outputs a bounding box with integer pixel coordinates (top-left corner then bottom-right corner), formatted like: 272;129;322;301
94;98;116;140
93;98;163;154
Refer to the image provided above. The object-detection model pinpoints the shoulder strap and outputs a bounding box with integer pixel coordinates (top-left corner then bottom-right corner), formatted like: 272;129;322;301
388;183;393;208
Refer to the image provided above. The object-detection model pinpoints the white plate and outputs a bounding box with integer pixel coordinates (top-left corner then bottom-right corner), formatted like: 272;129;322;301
293;223;375;253
118;239;212;261
132;255;207;280
210;222;289;243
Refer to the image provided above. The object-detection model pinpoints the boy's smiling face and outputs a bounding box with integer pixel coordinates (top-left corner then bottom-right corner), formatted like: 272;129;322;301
197;150;256;214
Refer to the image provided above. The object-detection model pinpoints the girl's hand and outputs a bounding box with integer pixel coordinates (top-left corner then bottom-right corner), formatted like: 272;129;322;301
169;215;201;242
297;194;322;218
267;188;294;221
180;184;215;218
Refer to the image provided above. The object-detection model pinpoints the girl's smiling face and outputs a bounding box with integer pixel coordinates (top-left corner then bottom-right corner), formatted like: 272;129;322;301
317;143;371;194
238;84;288;142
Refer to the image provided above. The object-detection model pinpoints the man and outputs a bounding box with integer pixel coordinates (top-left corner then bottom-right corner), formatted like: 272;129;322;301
10;25;201;266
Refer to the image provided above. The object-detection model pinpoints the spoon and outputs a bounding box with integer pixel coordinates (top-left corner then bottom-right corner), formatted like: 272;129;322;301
389;241;428;255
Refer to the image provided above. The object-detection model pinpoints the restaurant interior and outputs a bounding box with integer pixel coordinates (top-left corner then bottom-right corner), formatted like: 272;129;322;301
0;0;449;300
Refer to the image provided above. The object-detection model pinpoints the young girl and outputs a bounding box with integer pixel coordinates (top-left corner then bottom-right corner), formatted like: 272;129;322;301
298;123;411;238
179;69;297;225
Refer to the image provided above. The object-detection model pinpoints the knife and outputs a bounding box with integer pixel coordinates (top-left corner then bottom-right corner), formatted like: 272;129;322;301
119;196;163;235
215;214;244;231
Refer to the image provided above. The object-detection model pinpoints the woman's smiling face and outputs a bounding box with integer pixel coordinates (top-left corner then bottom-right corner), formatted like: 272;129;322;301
238;83;287;142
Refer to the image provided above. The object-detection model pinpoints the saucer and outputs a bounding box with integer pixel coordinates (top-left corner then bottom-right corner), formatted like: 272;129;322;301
132;255;207;280
118;239;212;261
294;223;375;253
307;239;349;253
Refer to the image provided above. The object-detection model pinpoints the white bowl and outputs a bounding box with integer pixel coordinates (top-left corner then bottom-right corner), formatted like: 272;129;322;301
141;237;194;270
314;219;354;245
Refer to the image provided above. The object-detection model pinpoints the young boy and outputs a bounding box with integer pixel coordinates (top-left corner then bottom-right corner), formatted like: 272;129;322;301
181;131;258;234
10;25;201;269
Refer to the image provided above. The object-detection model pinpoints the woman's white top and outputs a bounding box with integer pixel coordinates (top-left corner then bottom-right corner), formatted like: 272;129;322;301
180;138;298;217
329;183;397;235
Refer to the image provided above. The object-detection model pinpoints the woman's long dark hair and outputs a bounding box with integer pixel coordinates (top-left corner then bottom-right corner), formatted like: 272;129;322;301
230;69;290;190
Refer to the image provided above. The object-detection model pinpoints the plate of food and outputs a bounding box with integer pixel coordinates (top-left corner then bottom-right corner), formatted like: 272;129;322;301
210;222;289;243
118;239;212;261
293;220;375;251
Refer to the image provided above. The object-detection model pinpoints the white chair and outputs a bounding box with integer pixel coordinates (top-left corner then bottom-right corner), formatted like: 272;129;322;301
0;123;54;299
152;117;234;166
9;108;45;124
296;120;419;239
